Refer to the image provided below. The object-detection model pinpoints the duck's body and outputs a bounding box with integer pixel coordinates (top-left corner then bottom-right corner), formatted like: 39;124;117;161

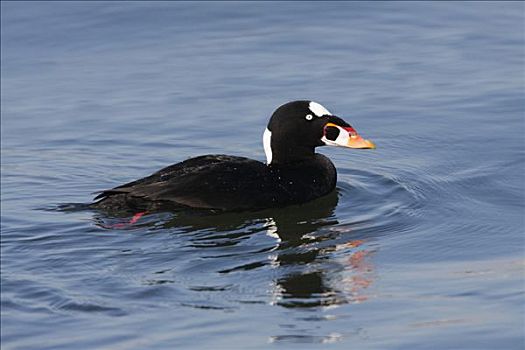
92;101;374;212
92;153;336;211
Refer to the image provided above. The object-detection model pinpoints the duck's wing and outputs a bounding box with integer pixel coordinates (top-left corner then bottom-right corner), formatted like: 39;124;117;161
94;155;224;196
94;155;273;210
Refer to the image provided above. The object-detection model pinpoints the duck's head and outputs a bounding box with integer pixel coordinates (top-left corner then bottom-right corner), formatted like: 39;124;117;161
263;100;375;165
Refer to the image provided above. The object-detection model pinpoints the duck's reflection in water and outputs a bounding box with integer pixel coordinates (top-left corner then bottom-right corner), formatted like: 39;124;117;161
261;191;374;308
92;189;375;309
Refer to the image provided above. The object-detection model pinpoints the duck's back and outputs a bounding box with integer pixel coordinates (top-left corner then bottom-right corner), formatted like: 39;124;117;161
92;154;336;212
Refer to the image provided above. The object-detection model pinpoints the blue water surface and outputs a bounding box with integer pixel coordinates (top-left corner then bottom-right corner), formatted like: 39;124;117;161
1;2;524;349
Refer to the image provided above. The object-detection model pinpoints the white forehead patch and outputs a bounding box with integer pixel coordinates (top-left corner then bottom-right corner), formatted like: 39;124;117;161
309;101;331;117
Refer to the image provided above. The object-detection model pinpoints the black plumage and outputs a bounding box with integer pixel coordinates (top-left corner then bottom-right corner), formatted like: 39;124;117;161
92;154;335;211
91;100;374;212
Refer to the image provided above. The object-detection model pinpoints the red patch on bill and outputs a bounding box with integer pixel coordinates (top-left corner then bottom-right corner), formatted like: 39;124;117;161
344;126;357;135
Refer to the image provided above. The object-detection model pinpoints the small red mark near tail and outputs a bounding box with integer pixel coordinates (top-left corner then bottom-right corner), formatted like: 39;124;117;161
129;211;146;224
103;211;147;229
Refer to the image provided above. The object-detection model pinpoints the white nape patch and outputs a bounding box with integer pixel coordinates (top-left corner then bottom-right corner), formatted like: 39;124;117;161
263;128;273;165
321;124;350;147
309;101;331;117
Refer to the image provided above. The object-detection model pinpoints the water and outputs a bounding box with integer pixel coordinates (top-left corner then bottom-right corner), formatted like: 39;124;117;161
1;2;524;349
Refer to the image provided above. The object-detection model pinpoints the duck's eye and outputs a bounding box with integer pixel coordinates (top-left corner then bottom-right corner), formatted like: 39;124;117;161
305;114;313;121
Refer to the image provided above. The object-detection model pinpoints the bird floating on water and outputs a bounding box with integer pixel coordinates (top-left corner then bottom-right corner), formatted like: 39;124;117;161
92;100;375;212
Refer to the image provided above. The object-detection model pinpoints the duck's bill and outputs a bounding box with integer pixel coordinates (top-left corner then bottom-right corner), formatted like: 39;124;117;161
321;122;376;149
